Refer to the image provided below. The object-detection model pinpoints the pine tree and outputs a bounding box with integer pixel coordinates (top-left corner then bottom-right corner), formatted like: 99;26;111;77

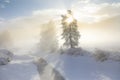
39;20;58;53
61;10;80;48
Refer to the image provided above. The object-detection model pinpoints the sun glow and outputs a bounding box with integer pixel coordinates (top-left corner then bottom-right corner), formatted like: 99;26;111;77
71;3;100;23
65;16;74;24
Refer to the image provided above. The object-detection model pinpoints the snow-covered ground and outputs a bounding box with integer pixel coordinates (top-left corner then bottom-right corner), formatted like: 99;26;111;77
0;47;120;80
45;52;120;80
0;50;40;80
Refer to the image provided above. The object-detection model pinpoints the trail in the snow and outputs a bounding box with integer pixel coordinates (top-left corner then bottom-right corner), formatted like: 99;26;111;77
36;58;65;80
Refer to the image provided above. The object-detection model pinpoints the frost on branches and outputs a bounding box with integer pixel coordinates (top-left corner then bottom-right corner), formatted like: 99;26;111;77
61;10;80;48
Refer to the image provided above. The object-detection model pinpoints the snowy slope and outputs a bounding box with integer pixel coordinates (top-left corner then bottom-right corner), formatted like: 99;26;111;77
0;46;120;80
45;53;120;80
0;53;40;80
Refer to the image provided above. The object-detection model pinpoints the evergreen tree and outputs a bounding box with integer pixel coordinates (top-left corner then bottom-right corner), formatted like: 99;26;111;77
61;10;80;48
39;20;58;53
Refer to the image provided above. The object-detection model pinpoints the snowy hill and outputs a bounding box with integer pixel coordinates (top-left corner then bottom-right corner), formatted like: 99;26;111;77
0;48;120;80
44;49;120;80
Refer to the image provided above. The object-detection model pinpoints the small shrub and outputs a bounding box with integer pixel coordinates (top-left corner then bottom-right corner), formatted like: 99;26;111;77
60;47;84;56
93;49;109;62
0;49;13;65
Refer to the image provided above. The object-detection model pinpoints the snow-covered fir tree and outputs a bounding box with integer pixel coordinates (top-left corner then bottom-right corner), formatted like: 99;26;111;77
61;10;80;48
39;20;58;53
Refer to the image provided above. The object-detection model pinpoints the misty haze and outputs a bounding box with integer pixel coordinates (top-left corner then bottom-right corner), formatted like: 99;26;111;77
0;0;120;80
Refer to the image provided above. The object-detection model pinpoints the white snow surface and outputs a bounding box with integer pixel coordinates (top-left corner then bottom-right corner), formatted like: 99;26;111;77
45;53;120;80
0;50;40;80
0;47;120;80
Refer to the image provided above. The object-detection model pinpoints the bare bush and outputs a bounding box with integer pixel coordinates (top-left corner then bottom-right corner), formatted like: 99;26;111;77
60;47;88;56
93;49;109;62
109;51;120;61
0;49;13;65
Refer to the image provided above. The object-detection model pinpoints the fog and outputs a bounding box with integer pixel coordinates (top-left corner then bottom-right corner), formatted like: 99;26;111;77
37;21;58;54
0;11;120;52
0;30;12;49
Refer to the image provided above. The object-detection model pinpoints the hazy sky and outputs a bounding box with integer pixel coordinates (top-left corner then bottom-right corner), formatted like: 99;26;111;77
0;0;74;19
0;0;120;50
0;0;119;19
